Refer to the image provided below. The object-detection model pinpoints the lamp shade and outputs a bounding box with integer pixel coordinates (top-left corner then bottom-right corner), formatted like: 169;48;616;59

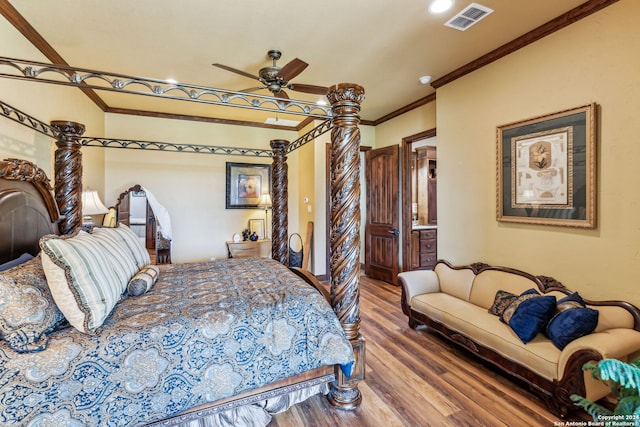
82;190;109;216
258;193;272;209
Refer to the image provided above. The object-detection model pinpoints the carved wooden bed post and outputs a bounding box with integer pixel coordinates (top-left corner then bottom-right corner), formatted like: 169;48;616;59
50;121;85;234
326;83;365;409
270;139;289;265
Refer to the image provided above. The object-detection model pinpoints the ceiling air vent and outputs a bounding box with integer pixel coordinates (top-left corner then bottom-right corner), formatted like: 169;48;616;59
444;3;494;31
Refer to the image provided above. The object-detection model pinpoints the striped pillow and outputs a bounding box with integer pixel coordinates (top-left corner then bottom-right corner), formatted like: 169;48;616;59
90;227;140;284
92;224;150;268
39;231;124;334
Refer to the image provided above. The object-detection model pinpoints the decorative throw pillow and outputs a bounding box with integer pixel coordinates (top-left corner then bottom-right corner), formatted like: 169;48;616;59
0;252;34;272
488;290;517;316
92;224;150;268
0;256;66;352
89;226;140;284
39;231;124;334
501;288;557;344
546;292;599;350
127;265;160;296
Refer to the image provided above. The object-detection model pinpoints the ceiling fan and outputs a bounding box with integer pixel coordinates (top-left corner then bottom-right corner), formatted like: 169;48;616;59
212;50;329;99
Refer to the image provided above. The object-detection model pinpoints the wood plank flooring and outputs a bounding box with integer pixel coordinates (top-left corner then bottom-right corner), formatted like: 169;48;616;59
270;275;592;426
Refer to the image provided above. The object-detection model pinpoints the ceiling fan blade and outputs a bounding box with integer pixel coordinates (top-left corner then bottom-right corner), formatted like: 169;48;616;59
212;63;260;81
239;86;266;93
277;58;308;81
275;90;290;99
288;83;329;95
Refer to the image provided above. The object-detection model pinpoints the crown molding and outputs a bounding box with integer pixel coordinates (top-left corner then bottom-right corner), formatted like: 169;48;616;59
431;0;619;89
3;0;618;128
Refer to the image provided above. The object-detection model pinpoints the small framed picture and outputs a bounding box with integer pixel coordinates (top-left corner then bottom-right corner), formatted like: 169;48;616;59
226;162;272;209
249;218;265;239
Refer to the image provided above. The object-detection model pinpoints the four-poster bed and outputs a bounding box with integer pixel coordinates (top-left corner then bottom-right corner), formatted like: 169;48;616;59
0;56;366;426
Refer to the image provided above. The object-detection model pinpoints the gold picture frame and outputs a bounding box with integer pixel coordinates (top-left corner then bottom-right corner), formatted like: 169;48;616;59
496;103;597;228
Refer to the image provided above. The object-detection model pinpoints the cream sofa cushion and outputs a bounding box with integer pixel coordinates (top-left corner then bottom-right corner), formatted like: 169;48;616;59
434;263;475;301
591;305;635;332
469;270;543;310
411;292;560;380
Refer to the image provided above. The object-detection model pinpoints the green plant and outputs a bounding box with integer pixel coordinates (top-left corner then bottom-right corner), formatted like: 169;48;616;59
571;357;640;424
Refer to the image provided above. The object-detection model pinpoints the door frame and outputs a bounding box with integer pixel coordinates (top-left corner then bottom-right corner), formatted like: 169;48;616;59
401;128;436;272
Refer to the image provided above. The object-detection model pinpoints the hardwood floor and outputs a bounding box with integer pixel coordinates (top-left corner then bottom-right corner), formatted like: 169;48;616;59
270;275;591;426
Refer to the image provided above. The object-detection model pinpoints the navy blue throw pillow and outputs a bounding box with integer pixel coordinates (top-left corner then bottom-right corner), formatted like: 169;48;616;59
501;288;557;344
0;252;34;272
546;292;599;350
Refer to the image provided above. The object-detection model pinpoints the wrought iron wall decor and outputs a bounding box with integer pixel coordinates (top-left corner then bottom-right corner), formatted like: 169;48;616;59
0;99;331;158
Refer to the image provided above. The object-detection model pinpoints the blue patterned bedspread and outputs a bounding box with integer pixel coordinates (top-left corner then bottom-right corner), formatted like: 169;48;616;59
0;258;354;426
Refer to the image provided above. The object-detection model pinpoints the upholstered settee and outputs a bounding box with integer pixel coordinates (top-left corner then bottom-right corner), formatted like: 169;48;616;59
398;260;640;417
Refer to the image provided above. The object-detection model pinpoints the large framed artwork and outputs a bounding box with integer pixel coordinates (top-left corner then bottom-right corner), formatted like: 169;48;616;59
226;162;271;209
496;103;596;228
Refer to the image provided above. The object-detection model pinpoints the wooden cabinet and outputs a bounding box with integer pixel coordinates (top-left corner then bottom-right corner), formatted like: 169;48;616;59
226;240;271;258
410;228;437;270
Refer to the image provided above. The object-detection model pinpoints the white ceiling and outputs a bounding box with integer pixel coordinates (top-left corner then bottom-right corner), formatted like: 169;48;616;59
5;0;588;127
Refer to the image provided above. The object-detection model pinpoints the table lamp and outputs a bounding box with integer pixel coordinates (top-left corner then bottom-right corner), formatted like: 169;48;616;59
258;193;272;239
82;189;109;230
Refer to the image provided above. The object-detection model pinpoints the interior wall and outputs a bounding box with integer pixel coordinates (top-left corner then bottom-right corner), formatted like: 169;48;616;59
296;124;316;269
0;18;105;194
104;113;298;263
436;1;640;305
375;102;436;149
373;101;437;268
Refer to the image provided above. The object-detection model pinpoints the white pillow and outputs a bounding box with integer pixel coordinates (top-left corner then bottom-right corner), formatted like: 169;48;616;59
39;231;124;334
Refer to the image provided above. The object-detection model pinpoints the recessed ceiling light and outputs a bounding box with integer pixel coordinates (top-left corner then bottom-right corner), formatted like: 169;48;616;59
419;75;432;84
166;78;178;84
428;0;454;14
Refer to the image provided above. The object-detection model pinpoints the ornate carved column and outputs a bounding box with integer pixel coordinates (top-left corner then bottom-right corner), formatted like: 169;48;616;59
270;139;289;265
326;83;365;409
50;121;85;235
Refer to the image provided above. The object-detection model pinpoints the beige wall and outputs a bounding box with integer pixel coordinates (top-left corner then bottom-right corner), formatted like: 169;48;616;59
103;114;298;263
0;18;105;193
436;1;640;305
375;102;437;149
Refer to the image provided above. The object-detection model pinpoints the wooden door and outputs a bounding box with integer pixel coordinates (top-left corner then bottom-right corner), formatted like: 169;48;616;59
365;145;399;284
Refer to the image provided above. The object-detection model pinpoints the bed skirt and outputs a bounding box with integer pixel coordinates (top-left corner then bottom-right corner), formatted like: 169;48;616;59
148;374;332;427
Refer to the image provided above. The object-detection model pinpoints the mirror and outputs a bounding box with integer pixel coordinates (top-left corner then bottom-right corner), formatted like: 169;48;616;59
114;184;171;264
411;139;437;227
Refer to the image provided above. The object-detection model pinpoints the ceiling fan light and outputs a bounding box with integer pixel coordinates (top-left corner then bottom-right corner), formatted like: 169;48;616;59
429;0;454;14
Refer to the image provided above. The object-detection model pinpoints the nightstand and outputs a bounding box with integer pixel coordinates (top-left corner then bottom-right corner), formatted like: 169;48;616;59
226;239;272;258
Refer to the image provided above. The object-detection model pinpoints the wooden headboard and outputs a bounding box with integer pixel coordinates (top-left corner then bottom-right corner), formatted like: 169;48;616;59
0;158;60;264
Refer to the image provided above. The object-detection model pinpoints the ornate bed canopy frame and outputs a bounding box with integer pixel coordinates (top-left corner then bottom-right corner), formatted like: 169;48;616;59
0;56;366;410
